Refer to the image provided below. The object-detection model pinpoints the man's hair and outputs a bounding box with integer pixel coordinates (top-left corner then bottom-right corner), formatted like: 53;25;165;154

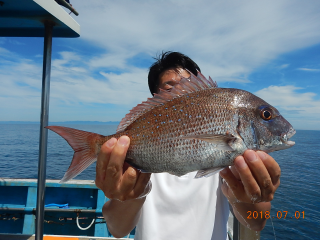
148;51;201;95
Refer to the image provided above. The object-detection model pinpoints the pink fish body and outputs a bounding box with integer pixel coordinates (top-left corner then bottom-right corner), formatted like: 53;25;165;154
48;73;295;182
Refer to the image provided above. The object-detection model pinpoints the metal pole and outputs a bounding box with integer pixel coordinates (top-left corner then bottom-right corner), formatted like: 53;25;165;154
233;215;240;240
35;21;54;240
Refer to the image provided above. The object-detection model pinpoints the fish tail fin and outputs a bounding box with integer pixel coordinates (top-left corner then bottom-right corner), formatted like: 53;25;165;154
46;126;107;183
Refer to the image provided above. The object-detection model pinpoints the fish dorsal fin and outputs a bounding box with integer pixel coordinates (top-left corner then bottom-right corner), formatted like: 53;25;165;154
116;72;218;133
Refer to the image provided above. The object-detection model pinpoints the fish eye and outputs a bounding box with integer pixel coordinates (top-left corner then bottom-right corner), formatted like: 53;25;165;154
261;108;272;120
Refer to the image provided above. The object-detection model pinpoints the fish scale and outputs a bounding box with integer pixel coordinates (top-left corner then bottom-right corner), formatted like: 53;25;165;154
47;74;295;182
116;89;246;175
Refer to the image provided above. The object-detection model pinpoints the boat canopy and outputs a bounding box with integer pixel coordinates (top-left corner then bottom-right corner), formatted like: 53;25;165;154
0;0;80;37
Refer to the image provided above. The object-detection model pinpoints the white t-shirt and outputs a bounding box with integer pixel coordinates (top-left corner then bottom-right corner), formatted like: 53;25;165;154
134;172;230;240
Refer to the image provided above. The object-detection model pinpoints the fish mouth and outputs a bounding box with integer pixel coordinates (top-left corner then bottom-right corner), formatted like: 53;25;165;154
284;140;295;147
281;127;296;146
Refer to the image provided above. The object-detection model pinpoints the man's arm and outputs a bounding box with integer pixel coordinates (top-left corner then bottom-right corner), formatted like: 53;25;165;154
102;197;146;238
95;136;151;238
220;150;280;231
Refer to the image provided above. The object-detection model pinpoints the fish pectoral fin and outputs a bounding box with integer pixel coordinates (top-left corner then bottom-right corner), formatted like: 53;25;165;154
195;167;225;178
179;134;237;151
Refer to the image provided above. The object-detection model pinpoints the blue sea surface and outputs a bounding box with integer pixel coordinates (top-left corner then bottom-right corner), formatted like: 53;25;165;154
262;130;320;240
0;124;117;180
0;124;319;239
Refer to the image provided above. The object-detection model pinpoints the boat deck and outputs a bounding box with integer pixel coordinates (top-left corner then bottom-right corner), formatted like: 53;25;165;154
0;234;131;240
0;178;135;239
1;178;260;240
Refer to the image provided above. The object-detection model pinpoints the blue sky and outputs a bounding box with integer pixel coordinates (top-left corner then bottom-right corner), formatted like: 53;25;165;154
1;0;320;130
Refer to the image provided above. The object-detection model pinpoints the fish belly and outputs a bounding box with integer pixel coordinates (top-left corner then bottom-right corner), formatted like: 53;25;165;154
126;137;244;176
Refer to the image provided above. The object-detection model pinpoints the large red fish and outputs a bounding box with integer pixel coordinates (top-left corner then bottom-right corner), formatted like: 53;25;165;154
47;73;295;182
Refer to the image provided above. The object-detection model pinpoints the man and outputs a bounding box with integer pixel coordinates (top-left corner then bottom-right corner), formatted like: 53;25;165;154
95;52;280;239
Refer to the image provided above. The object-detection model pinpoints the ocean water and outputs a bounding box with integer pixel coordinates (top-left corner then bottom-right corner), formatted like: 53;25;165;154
0;124;319;239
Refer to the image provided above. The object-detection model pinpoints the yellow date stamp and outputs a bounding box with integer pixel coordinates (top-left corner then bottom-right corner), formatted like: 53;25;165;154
247;211;305;219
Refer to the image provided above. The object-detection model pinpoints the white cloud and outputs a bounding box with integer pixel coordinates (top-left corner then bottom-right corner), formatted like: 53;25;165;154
1;0;320;129
50;66;150;106
255;85;318;109
88;52;136;69
0;57;43;121
297;68;320;72
0;46;17;59
279;64;289;69
73;0;320;79
0;48;150;121
47;51;151;106
213;76;251;84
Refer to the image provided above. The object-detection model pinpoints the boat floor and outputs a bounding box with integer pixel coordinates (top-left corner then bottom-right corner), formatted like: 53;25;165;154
0;234;132;240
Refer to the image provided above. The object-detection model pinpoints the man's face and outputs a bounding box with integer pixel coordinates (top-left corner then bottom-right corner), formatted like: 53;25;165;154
157;68;191;93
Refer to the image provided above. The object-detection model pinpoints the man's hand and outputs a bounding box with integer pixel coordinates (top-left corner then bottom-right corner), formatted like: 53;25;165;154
220;150;280;204
220;150;280;231
95;136;151;201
